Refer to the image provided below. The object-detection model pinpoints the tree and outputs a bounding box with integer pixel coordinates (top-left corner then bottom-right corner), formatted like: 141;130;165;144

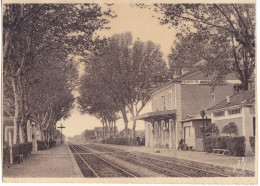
204;123;219;136
168;29;237;84
222;122;238;136
3;4;114;144
78;68;121;140
147;4;255;90
81;32;170;138
27;55;77;142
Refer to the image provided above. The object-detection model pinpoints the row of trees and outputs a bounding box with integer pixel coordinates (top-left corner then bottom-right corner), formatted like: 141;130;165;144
3;4;114;144
78;32;170;138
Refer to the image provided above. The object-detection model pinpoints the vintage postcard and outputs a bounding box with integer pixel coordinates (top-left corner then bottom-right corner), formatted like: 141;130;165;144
2;0;257;184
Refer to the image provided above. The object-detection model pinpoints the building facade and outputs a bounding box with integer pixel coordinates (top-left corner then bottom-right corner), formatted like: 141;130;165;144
208;90;255;155
136;71;241;150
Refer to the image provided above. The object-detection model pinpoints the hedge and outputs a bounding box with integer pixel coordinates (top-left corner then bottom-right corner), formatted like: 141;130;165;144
102;137;145;146
204;136;245;156
37;140;48;150
18;142;33;157
37;140;56;150
3;142;33;164
49;141;56;148
249;136;255;153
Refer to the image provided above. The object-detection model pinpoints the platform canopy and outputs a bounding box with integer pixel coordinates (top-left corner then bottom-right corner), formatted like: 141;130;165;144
135;110;176;122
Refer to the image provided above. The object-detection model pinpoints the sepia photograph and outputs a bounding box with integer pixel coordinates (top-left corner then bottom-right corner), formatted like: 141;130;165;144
2;0;257;184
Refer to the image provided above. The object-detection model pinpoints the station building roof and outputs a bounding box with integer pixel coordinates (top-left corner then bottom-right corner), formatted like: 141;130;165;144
208;89;255;111
150;71;240;94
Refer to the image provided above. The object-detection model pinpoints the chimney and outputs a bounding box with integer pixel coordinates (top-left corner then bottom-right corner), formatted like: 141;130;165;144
182;68;189;76
173;69;182;79
226;96;231;103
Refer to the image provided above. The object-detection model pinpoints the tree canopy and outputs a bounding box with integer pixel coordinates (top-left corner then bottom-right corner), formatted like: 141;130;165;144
145;4;255;90
222;122;238;136
79;32;170;138
3;4;114;143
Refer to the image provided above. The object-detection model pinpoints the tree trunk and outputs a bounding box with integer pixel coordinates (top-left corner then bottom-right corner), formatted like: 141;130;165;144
113;122;116;137
132;119;137;138
121;106;129;138
109;121;112;138
19;117;28;143
12;77;20;144
105;122;108;139
12;75;28;144
129;107;137;138
242;75;249;91
102;122;105;140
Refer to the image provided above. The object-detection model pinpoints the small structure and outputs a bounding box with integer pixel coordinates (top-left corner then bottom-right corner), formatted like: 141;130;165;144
181;115;211;151
208;89;255;155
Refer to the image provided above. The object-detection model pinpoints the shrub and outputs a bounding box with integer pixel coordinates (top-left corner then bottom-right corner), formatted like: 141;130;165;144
204;136;245;156
228;137;245;156
102;137;145;146
215;136;229;149
204;137;214;153
3;147;10;164
49;141;56;148
249;136;255;153
222;122;238;136
37;140;48;150
3;142;33;164
19;142;33;157
205;123;219;136
37;140;57;150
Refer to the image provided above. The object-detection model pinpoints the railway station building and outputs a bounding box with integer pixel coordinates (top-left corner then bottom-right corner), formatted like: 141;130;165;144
135;70;242;150
208;89;255;155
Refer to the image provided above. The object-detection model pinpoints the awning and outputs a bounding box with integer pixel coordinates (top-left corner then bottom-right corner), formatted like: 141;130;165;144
135;110;176;122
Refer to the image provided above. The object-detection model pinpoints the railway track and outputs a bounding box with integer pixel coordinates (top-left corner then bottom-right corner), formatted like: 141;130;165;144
69;144;137;178
81;144;253;177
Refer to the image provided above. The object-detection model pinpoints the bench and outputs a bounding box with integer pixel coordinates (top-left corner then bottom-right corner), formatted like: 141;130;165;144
212;149;229;155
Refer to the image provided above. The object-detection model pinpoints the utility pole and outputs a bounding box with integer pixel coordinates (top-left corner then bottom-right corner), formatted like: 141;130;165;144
57;123;65;144
200;110;206;152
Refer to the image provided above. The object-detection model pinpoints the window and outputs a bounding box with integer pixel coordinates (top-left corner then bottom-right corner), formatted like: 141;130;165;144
211;93;215;100
228;108;241;115
184;126;193;138
161;95;165;110
214;111;225;117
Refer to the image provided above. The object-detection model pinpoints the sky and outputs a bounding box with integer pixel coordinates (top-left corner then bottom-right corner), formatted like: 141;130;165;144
57;4;178;138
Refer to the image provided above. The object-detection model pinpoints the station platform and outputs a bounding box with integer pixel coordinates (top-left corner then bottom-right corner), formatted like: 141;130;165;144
3;144;83;178
95;143;256;173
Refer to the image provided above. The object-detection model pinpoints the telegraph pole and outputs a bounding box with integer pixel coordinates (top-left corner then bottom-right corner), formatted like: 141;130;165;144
57;123;65;144
200;110;206;152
